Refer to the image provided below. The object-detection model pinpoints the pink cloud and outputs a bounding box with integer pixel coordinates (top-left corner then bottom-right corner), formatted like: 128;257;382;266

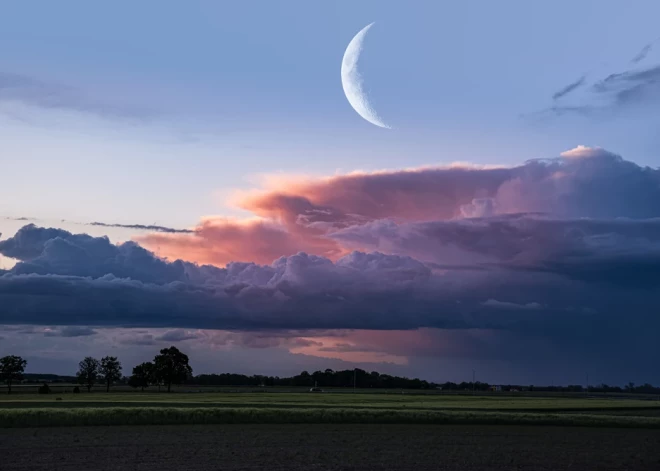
135;146;660;267
136;217;342;266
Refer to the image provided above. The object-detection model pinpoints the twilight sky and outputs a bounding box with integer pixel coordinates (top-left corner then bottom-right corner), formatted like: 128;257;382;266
2;0;660;385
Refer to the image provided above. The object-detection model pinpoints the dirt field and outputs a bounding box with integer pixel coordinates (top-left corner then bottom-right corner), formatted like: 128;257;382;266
1;424;659;470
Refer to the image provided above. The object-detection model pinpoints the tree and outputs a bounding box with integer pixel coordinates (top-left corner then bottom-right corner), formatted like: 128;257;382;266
153;346;192;393
100;356;122;392
0;355;27;394
128;362;154;392
77;357;100;392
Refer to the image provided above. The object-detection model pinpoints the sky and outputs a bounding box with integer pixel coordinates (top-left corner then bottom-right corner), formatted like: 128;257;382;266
2;0;660;385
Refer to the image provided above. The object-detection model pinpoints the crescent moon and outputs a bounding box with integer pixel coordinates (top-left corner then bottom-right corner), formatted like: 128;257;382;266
341;22;391;129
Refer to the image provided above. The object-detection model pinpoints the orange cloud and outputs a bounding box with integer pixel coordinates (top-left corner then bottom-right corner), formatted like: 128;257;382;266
136;217;342;266
137;164;512;266
137;149;627;267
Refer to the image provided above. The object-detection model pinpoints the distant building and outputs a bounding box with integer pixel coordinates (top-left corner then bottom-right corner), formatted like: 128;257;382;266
490;385;502;392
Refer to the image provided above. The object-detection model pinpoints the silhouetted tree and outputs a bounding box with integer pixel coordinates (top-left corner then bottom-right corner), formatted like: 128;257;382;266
99;356;122;392
129;362;155;391
0;355;27;394
77;357;100;392
153;346;192;392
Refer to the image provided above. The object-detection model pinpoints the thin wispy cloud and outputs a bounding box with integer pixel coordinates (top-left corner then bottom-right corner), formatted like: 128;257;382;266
2;216;191;234
0;71;157;121
551;75;586;100
529;37;660;118
88;222;193;234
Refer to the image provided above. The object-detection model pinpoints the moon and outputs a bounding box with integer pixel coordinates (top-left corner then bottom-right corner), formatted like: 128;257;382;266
341;22;391;129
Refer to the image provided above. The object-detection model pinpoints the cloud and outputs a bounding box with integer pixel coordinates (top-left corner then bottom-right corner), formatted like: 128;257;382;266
0;71;155;120
0;224;193;284
631;42;655;64
2;216;190;234
2;147;660;382
156;329;202;342
117;333;156;346
481;299;543;310
552;75;586;100
88;222;193;234
533;38;660;118
136;217;342;267
3;216;34;222
136;146;660;266
1;216;660;338
43;326;98;338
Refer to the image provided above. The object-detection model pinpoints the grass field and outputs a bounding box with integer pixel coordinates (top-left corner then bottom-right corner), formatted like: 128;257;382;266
1;390;659;428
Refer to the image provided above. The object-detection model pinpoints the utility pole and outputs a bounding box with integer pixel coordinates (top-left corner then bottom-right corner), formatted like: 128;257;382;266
472;369;476;395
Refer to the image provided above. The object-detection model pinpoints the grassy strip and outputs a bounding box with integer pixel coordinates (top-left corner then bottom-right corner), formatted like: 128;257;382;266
2;401;660;415
2;407;660;428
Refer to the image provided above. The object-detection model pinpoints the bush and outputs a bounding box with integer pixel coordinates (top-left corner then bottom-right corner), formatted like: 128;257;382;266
73;386;80;394
38;383;51;395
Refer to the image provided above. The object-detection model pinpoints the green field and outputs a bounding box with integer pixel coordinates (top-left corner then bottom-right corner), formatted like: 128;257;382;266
1;390;659;428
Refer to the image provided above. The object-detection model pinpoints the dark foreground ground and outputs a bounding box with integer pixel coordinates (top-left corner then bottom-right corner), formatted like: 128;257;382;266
1;424;659;471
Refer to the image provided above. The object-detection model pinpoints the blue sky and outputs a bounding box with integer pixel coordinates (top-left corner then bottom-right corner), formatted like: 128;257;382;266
3;1;660;382
3;0;660;231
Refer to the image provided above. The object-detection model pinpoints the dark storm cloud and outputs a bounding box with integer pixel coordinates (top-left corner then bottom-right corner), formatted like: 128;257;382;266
0;224;192;283
332;216;660;278
1;218;660;339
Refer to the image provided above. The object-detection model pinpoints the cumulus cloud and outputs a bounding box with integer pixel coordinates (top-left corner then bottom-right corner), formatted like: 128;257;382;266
2;147;660;382
134;147;660;267
137;217;341;267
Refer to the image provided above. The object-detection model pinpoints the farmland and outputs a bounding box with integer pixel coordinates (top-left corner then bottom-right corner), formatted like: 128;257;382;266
2;390;660;470
1;388;660;428
2;424;660;471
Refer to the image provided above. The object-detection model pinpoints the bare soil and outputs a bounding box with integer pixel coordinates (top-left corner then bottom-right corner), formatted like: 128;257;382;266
0;424;658;470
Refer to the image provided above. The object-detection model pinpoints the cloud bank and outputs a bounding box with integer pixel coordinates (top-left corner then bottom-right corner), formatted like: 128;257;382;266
2;146;660;382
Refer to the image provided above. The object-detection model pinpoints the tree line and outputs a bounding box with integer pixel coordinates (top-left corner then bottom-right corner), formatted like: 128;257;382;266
3;352;660;394
0;346;193;394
